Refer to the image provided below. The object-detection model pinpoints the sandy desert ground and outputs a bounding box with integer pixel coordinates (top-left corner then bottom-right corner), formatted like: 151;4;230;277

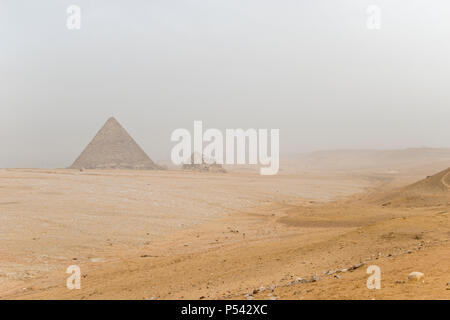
0;152;449;300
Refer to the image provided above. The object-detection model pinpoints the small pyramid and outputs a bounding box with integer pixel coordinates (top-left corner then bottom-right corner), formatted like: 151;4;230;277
182;152;226;173
70;117;159;170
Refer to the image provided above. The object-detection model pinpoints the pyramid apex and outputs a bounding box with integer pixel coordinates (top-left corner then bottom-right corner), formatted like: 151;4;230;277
103;116;122;128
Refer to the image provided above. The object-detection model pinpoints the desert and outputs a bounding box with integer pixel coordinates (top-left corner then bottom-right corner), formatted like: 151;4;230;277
0;148;449;299
2;2;450;304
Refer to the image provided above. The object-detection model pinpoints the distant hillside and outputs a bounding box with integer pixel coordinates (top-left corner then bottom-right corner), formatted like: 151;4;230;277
282;148;450;174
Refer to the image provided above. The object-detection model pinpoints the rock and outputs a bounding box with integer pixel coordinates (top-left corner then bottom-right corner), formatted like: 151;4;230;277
408;272;424;282
349;262;365;271
258;286;265;292
246;296;254;300
334;274;342;279
252;289;259;295
269;296;279;300
89;258;102;263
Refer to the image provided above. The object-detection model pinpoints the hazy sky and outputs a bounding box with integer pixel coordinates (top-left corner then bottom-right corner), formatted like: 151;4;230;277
1;1;450;167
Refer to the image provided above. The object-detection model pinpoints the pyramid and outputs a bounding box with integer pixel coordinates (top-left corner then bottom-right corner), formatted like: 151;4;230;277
70;117;160;170
182;152;226;173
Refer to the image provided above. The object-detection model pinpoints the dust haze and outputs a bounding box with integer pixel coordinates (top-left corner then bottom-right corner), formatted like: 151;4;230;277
0;1;449;301
2;1;450;167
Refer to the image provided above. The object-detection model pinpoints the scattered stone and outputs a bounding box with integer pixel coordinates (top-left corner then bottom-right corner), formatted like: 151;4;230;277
334;274;342;279
349;262;365;271
408;272;425;282
395;280;405;284
269;296;279;300
89;258;102;263
246;296;254;300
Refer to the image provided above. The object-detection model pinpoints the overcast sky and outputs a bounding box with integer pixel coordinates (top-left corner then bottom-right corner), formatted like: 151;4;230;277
1;0;450;167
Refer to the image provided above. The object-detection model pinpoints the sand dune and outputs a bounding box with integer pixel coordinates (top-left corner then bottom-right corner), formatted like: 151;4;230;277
369;168;450;208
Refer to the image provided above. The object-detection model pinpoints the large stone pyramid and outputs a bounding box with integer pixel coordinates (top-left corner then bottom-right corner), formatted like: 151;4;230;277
70;117;159;170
